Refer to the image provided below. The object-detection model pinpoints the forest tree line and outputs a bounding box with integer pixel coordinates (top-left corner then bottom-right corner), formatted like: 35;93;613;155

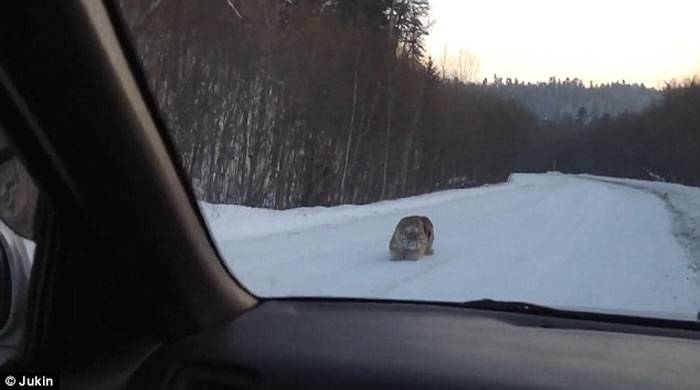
118;0;700;208
483;76;661;123
525;80;700;185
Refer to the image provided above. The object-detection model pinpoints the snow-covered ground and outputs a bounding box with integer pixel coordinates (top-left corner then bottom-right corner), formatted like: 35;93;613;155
200;173;700;320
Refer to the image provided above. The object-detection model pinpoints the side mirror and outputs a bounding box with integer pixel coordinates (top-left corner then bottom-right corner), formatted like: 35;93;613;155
0;124;39;364
0;220;33;365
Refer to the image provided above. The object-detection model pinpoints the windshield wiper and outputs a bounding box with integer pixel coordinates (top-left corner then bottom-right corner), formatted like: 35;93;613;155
459;299;562;316
457;299;700;331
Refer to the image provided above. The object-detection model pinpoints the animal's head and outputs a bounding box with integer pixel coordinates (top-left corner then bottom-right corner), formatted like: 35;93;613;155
403;224;424;241
397;218;429;250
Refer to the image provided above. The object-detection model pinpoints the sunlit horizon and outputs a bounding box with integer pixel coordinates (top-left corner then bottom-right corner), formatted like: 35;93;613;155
426;0;700;87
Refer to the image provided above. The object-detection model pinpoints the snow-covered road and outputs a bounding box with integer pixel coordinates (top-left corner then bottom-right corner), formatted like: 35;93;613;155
202;173;700;319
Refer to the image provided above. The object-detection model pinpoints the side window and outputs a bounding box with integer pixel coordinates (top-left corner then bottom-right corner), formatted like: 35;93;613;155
0;123;39;365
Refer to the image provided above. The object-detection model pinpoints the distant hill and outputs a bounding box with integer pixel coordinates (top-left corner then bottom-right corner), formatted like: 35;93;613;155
476;76;662;122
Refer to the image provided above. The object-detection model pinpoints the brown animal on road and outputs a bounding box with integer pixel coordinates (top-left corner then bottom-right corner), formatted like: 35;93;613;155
389;216;434;260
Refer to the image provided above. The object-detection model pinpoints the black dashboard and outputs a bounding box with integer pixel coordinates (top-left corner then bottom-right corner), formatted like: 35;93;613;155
129;300;700;389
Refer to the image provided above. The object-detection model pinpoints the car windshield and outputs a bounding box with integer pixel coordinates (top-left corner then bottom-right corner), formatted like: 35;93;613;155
117;0;700;321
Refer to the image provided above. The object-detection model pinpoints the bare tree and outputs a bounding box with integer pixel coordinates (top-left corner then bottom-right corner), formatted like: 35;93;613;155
380;0;399;200
452;49;480;83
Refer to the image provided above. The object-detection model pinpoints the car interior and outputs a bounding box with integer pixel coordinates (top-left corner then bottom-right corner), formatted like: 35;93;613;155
1;1;699;389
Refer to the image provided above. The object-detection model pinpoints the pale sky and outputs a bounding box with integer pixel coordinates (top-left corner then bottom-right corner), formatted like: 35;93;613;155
426;0;700;86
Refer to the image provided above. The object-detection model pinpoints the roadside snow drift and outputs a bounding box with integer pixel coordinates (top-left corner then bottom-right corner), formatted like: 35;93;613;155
200;173;700;320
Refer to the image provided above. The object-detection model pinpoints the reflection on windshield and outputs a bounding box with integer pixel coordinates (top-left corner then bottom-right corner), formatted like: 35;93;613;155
118;0;700;321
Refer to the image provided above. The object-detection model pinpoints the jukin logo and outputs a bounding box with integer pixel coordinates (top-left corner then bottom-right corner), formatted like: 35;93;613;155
4;375;54;387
